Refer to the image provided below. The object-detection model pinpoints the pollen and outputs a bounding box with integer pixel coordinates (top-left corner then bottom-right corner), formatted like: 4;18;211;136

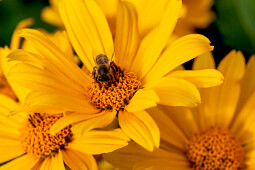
20;113;72;158
87;69;141;111
186;127;245;170
0;74;17;100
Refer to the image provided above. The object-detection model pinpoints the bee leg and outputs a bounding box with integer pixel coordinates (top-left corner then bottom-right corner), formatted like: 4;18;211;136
116;66;123;77
95;75;99;84
110;63;117;75
92;67;97;79
108;74;113;86
109;74;112;81
112;63;120;81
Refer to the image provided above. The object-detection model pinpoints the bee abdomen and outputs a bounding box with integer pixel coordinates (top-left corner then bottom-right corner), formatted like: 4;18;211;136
96;54;109;65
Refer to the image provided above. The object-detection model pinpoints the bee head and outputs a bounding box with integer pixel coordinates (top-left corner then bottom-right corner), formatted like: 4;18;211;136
98;76;110;81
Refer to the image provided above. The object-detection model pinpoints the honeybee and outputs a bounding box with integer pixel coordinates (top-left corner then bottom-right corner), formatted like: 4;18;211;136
92;54;122;82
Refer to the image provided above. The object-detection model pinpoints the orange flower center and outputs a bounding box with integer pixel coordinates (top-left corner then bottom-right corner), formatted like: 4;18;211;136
186;127;244;169
0;74;17;100
20;113;72;158
87;64;141;111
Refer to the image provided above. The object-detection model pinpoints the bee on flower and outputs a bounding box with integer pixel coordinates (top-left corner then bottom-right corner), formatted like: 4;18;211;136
8;0;223;151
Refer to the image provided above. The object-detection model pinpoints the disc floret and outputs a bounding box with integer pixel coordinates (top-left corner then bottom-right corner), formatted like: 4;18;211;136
186;127;244;169
20;113;72;158
87;63;141;111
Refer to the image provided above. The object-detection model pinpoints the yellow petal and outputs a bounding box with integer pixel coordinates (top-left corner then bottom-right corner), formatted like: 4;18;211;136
119;110;159;151
10;18;34;50
134;111;160;148
0;119;20;135
7;49;45;69
148;106;191;151
0;46;11;76
131;0;182;79
0;93;18;111
245;149;255;168
18;29;89;85
104;142;188;170
191;52;216;128
61;149;97;170
146;77;201;107
114;1;139;70
231;91;255;141
131;0;169;38
8;49;87;93
0;137;24;163
41;6;64;27
239;55;255;110
134;158;192;170
168;69;224;88
209;50;245;127
142;34;214;84
68;128;129;155
0;47;31;103
10;91;99;115
59;0;114;72
50;31;73;60
9;63;85;98
31;159;44;170
0;124;20;138
95;0;117;32
1;154;39;170
0;94;25;129
50;110;116;135
125;89;159;113
40;152;65;170
192;52;216;70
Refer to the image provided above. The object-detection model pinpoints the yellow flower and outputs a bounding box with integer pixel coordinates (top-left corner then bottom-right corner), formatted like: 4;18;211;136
104;50;255;169
41;0;214;36
0;20;129;170
9;0;222;151
0;96;129;169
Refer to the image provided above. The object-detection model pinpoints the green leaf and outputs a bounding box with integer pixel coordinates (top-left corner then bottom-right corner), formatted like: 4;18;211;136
215;0;255;55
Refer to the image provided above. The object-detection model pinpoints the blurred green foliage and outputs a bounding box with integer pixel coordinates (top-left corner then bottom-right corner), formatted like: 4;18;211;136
0;0;56;46
215;0;255;55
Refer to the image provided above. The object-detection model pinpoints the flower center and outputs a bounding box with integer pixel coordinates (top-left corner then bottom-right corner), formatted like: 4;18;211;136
20;113;72;158
0;74;17;100
87;63;141;111
186;127;244;169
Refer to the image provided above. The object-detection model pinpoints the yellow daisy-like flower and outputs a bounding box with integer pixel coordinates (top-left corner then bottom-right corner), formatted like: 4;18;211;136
0;20;129;170
104;50;255;169
9;0;222;151
0;96;129;169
